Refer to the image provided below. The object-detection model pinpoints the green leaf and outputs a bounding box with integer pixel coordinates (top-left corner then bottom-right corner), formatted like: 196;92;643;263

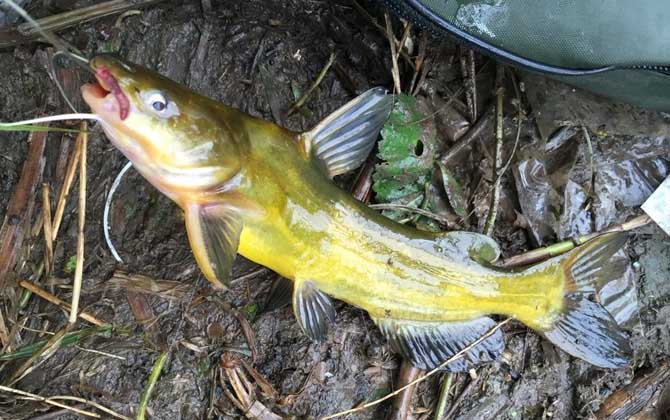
372;94;437;222
64;255;77;274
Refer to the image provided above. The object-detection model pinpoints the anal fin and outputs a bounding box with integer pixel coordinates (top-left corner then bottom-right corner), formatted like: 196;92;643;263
374;317;505;371
293;280;336;341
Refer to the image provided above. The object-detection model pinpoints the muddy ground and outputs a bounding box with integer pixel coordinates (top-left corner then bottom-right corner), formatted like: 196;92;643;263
0;0;669;419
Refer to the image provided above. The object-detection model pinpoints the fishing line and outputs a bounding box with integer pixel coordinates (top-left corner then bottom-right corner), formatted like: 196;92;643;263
1;0;89;64
0;113;101;126
104;160;132;263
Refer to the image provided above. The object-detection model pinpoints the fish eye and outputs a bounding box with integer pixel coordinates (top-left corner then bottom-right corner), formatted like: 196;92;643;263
140;89;179;118
147;91;168;112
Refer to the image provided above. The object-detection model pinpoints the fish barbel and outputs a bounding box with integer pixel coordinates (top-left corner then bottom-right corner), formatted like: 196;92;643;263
81;54;631;370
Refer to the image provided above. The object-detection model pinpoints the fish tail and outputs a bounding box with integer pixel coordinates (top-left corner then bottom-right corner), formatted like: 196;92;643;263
542;233;632;368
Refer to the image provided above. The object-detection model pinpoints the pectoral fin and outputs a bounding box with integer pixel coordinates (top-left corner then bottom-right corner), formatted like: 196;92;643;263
303;88;394;177
373;317;505;371
293;280;336;341
184;204;242;289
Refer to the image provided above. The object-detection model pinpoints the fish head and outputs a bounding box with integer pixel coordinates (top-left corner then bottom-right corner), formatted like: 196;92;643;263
82;53;243;196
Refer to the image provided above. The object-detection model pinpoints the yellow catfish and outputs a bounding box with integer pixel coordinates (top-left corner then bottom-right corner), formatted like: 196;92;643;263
82;54;631;370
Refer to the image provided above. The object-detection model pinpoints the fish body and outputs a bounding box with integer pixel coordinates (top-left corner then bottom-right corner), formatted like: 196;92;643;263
82;54;632;370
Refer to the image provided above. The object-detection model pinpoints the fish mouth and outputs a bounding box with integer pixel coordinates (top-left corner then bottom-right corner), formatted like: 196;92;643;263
81;66;130;121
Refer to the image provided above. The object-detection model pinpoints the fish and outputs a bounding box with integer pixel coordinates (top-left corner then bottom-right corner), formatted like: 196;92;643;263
81;53;632;371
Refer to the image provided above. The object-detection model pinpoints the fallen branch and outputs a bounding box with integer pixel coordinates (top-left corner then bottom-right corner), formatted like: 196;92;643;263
483;65;505;236
440;104;495;165
499;214;652;268
0;131;47;290
387;362;423;420
18;280;106;326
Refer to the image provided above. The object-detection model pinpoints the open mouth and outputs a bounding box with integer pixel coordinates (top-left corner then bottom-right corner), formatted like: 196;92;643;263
87;67;130;120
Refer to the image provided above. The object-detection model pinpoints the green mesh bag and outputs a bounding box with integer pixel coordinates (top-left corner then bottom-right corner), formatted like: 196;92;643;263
383;0;670;111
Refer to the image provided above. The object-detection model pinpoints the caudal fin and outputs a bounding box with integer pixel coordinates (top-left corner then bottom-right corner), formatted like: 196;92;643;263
543;233;632;368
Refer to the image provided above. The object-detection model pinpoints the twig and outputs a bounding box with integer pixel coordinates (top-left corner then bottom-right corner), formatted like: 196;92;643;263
0;384;99;418
319;319;510;420
440;104;495;165
495;70;523;184
581;127;596;198
41;184;54;276
433;373;454;420
0;0;163;49
52;133;82;242
0;311;9;351
69;123;86;326
384;13;402;94
443;374;481;419
0;131;47;291
387;362;423;420
4;327;68;385
287;52;336;116
351;154;376;203
231;267;268;285
137;351;169;420
369;204;451;226
409;32;428;96
47;396;130;419
499;214;652;268
483;65;505;236
468;50;477;119
349;0;415;70
18;280;107;326
460;48;476;122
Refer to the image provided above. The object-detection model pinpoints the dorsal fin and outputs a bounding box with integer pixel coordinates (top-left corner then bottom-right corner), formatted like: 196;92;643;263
435;231;502;264
303;88;394;177
374;317;505;371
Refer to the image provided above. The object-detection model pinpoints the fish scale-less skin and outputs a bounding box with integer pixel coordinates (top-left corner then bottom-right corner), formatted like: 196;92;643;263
235;117;566;330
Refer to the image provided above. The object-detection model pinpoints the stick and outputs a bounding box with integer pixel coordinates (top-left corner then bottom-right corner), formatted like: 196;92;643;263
499;214;652;268
5;327;68;385
69;124;86;325
439;104;495;165
433;373;454;420
385;13;402;94
136;351;169;420
52;133;82;242
387;363;423;420
287;52;336;116
0;131;47;290
483;65;505;236
41;184;54;276
319;319;510;420
18;280;106;326
0;384;99;418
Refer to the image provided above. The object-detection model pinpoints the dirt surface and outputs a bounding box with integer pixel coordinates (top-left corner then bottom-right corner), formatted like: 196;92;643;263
0;1;669;419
